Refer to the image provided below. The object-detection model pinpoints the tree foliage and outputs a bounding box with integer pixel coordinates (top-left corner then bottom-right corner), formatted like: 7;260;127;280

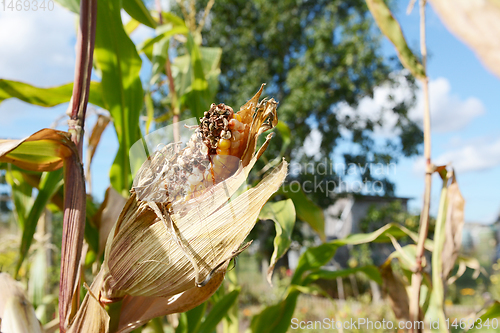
201;0;423;200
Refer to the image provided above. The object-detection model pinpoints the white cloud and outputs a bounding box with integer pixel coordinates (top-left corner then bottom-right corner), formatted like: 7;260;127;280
410;78;485;133
303;128;322;158
0;5;76;86
336;74;485;136
413;137;500;174
336;73;411;137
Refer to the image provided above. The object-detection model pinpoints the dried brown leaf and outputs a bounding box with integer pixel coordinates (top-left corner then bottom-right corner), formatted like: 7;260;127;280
94;187;127;256
442;173;465;278
116;262;229;333
380;263;410;322
67;271;110;333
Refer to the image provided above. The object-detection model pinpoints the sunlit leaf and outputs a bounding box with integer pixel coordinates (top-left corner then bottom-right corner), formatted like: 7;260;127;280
123;0;157;29
94;0;144;195
182;33;212;119
124;18;140;35
144;93;154;134
365;0;426;79
0;129;76;172
0;79;104;108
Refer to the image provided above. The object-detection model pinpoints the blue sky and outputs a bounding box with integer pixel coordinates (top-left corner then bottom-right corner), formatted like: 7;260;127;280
1;2;499;224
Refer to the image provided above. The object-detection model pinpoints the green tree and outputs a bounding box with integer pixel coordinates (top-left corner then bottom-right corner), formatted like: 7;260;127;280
201;0;422;203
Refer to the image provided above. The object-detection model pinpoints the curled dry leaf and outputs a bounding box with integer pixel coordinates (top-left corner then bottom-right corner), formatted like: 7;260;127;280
379;263;411;323
441;173;465;279
68;86;287;332
94;187;127;256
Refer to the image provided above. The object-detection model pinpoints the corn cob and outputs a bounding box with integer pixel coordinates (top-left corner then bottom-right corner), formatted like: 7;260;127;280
133;103;250;206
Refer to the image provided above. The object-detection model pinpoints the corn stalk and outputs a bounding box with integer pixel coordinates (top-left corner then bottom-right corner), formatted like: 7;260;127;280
59;0;97;331
409;1;432;331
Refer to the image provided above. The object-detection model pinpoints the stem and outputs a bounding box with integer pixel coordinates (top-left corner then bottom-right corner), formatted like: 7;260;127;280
409;1;431;331
60;0;97;331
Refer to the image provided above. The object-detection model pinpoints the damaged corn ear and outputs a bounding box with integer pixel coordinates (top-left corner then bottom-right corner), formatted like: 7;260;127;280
68;86;286;332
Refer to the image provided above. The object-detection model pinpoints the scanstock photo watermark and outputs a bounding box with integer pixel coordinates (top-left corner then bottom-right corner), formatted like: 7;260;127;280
290;317;500;331
282;159;397;195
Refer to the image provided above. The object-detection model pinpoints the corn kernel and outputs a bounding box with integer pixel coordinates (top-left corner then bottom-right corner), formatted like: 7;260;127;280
218;138;231;150
216;148;230;155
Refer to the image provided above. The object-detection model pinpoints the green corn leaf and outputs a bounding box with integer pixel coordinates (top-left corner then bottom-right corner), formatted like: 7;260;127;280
275;121;291;157
277;185;325;240
425;175;450;333
16;169;63;276
29;245;48;308
144;93;155;134
260;199;296;284
160;12;186;27
84;197;100;256
197;289;240;333
54;0;80;13
140;25;188;53
5;170;33;230
0;79;104;108
182;33;212;119
125;18;141;35
291;223;418;285
175;313;188;333
94;0;144;195
303;265;382;286
365;0;426;80
150;37;170;85
185;302;207;333
123;0;157;29
0;129;76;172
250;288;300;333
468;302;500;333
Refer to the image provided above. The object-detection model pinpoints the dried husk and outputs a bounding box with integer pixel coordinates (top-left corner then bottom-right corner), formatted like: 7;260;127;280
116;261;230;333
101;157;287;299
68;86;286;332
